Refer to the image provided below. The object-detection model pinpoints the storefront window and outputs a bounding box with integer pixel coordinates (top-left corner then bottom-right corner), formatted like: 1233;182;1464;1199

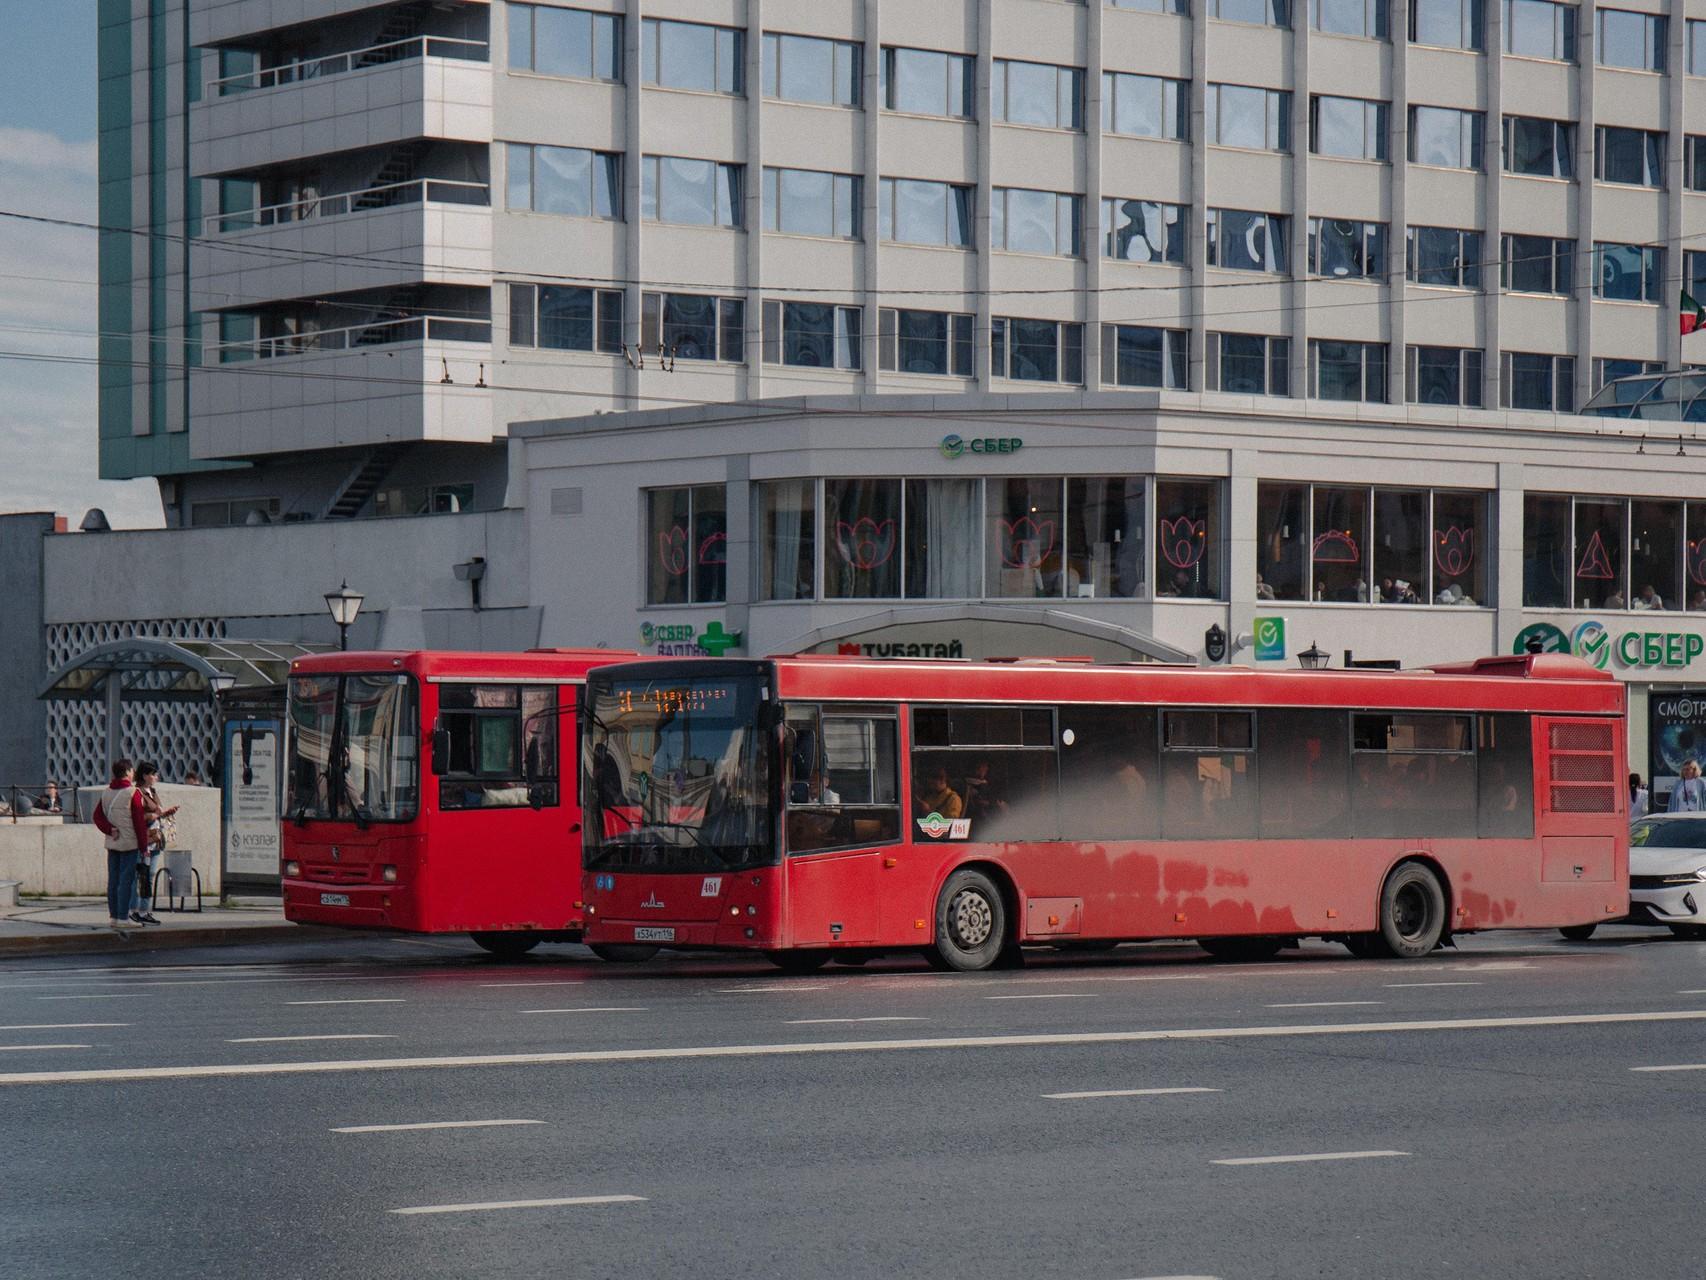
1433;490;1486;605
759;479;815;601
1574;499;1626;609
1256;483;1308;601
1156;479;1223;598
1523;494;1571;608
989;478;1068;598
1631;499;1681;611
1688;502;1706;612
1373;489;1428;604
1312;486;1370;601
646;485;726;605
1067;478;1146;598
824;479;902;598
905;479;982;598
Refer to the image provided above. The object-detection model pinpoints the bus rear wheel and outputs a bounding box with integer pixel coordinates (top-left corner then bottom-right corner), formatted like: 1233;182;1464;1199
1375;862;1447;959
1559;924;1598;941
589;944;660;963
766;949;832;974
928;868;1008;972
470;931;542;959
1198;936;1286;962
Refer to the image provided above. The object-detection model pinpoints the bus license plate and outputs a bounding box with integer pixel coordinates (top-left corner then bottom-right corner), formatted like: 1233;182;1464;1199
634;927;675;943
319;893;351;907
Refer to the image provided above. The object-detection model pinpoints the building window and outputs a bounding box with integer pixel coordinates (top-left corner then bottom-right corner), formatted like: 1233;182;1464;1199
646;484;727;605
761;32;861;107
1504;0;1576;58
1501;234;1574;294
1593;358;1664;391
1207;209;1288;273
1310;340;1388;402
1311;0;1389;38
1205;84;1292;151
641;18;743;94
1407;345;1484;406
1523;494;1693;610
878;309;974;377
1210;0;1292;27
1109;0;1189;13
505;144;620;218
1595;126;1664;187
641;156;742;227
373;484;473;518
1690;138;1706;191
762;301;862;370
1406;226;1482;288
1687;250;1706;298
1101;72;1189;140
508;5;621;81
992;60;1084;129
823;479;902;598
1207;332;1290;395
1503;116;1576;179
640;293;744;362
189;496;281;527
991;318;1085;383
1692;19;1706;73
1410;0;1484;49
986;477;1150;600
1156;479;1224;598
1501;352;1575;412
1408;106;1485;169
1309;96;1389;161
1101;199;1186;264
1598;8;1666;71
881;47;975;118
1308;218;1387;280
759;479;816;601
508;283;622;354
991;189;1083;257
1594;244;1664;304
763;168;861;239
878;178;973;248
1103;325;1189;388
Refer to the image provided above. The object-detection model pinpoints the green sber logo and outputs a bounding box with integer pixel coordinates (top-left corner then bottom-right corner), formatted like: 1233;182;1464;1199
1571;621;1611;670
939;435;965;460
1512;623;1568;656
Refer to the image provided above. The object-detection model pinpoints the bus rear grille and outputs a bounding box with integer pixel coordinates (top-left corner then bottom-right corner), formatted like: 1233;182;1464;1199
1550;785;1617;813
1551;754;1614;783
1550;722;1614;753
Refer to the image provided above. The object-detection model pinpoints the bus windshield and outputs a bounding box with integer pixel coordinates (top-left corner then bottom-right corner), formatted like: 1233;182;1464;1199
582;672;774;872
286;673;420;822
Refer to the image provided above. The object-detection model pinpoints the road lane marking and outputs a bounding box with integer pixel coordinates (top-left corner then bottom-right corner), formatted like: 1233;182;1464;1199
285;999;406;1006
986;993;1096;1001
786;1017;926;1025
1213;1150;1408;1166
229;1035;400;1044
1631;1063;1706;1073
1385;982;1483;989
1677;989;1706;995
713;985;830;993
333;1119;544;1134
0;1024;128;1031
0;1044;90;1052
8;1009;1703;1087
36;994;145;1001
479;981;585;989
1265;1001;1383;1009
521;1007;648;1015
1044;1088;1221;1100
389;1195;645;1216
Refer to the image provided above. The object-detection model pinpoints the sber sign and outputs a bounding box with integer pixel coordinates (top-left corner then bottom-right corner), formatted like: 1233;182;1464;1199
1515;621;1706;671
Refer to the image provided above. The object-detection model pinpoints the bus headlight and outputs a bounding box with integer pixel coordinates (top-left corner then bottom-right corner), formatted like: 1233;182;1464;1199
382;865;398;883
284;861;301;878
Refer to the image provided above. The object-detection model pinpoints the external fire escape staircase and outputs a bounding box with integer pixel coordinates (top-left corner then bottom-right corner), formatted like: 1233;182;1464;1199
354;142;427;211
322;443;410;520
359;5;428;66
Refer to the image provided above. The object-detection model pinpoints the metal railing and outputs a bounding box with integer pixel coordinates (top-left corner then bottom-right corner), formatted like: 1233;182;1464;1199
207;35;488;96
212;315;493;363
1;784;74;823
202;178;489;237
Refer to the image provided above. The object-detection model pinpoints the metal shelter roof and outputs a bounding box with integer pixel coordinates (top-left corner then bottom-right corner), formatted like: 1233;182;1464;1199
1581;370;1706;420
37;638;332;702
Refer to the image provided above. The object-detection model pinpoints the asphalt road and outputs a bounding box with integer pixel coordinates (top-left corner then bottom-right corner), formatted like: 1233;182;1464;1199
4;927;1705;1280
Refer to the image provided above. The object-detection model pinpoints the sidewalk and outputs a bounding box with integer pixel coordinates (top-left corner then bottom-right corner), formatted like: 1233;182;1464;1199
0;895;334;957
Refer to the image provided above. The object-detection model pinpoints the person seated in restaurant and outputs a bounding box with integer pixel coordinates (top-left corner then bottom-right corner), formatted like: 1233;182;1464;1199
1159;568;1196;598
1606;590;1626;609
913;764;964;821
1633;583;1665;611
1255;572;1276;601
1692;589;1706;612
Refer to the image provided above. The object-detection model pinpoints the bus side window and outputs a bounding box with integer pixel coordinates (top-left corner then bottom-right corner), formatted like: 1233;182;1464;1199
1476;713;1534;838
786;707;901;853
910;704;1058;841
1257;709;1350;839
1351;713;1475;838
1058;706;1159;841
1160;709;1256;840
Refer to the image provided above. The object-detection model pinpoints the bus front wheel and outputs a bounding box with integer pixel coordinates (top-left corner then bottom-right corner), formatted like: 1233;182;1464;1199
927;868;1008;972
1375;863;1447;959
470;931;542;959
589;944;660;963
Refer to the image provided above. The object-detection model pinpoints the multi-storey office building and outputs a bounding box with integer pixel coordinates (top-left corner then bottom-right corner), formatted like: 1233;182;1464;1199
102;0;1706;527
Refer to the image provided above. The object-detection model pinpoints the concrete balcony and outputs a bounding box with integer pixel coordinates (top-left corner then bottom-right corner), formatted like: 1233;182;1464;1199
192;1;489;49
191;37;492;177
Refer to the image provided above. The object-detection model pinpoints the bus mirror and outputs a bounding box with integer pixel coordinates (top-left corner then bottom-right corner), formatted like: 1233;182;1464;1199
430;722;450;777
528;783;545;811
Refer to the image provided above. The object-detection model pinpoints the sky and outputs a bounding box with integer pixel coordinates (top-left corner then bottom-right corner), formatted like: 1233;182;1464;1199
0;3;162;527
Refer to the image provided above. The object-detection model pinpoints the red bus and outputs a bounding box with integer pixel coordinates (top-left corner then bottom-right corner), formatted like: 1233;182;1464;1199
578;653;1627;971
282;649;629;957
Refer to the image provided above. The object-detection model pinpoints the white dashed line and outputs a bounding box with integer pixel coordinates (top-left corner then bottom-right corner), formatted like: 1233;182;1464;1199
389;1195;645;1216
285;999;406;1006
1631;1062;1706;1073
479;981;586;989
986;993;1097;1001
521;1007;648;1015
714;985;830;993
333;1119;545;1134
0;1023;128;1031
228;1035;400;1044
1213;1150;1409;1166
786;1017;926;1025
0;1044;90;1052
1265;1001;1383;1009
36;994;146;1001
1385;982;1484;988
1044;1087;1221;1100
1677;989;1706;995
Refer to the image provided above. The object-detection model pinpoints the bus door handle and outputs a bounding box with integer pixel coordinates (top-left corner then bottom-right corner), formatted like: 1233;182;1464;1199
569;822;582;834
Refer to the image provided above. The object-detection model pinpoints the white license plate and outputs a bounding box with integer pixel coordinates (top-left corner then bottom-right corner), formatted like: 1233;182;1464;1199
319;893;351;907
633;926;675;943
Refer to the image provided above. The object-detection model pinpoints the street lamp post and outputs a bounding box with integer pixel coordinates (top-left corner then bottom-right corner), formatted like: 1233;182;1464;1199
324;580;365;651
1298;641;1330;670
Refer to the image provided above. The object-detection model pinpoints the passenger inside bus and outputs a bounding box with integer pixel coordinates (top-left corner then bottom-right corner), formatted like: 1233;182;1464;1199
912;765;964;820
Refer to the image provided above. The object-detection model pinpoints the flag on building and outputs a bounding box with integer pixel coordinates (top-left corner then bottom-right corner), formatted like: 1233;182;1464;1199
1684;291;1706;336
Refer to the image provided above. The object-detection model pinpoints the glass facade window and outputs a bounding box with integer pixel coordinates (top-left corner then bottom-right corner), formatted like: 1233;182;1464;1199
1408;106;1485;169
759;479;815;601
1410;0;1485;48
1504;0;1577;58
641;156;742;227
878;309;974;377
878;178;974;247
1210;0;1292;24
1632;500;1682;611
1597;8;1666;70
1593;357;1664;391
762;301;862;370
509;4;622;80
1205;84;1292;151
1594;244;1664;303
508;283;622;354
1208;208;1288;272
641;18;743;94
763;168;861;239
1208;332;1290;394
824;479;902;598
1155;479;1224;598
646;484;727;604
1068;478;1147;597
506;144;620;218
1308;218;1387;280
988;478;1070;598
1503;116;1576;178
1595;126;1664;187
992;60;1085;129
1309;96;1389;160
1311;0;1390;37
1407;226;1482;288
1101;72;1189;140
1407;345;1485;407
991;319;1085;383
904;479;983;599
991;189;1084;256
1502;234;1574;294
1501;352;1575;412
640;293;744;362
1102;325;1189;389
1101;199;1187;264
761;32;861;107
881;47;975;118
1310;340;1388;402
1573;498;1627;608
1525;495;1702;610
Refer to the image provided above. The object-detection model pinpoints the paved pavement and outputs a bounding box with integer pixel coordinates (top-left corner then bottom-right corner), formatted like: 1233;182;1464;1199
3;926;1705;1279
0;896;323;956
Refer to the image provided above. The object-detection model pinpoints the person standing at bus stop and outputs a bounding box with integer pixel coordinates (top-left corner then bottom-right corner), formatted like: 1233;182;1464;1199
1669;760;1706;812
92;760;150;931
132;762;176;925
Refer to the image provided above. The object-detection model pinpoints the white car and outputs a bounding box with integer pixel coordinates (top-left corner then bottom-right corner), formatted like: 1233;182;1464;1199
1624;814;1706;939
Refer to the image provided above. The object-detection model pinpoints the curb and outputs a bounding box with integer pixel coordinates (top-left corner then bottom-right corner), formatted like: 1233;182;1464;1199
0;922;345;959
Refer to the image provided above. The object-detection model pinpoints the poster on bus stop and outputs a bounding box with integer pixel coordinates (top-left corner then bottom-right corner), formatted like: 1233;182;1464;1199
1649;690;1706;808
223;720;281;885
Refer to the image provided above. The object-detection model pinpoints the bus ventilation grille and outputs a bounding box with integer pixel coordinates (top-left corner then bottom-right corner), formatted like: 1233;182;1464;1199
1547;721;1617;813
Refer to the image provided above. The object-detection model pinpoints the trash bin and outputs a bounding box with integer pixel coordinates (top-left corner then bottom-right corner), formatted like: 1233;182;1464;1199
155;849;202;912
